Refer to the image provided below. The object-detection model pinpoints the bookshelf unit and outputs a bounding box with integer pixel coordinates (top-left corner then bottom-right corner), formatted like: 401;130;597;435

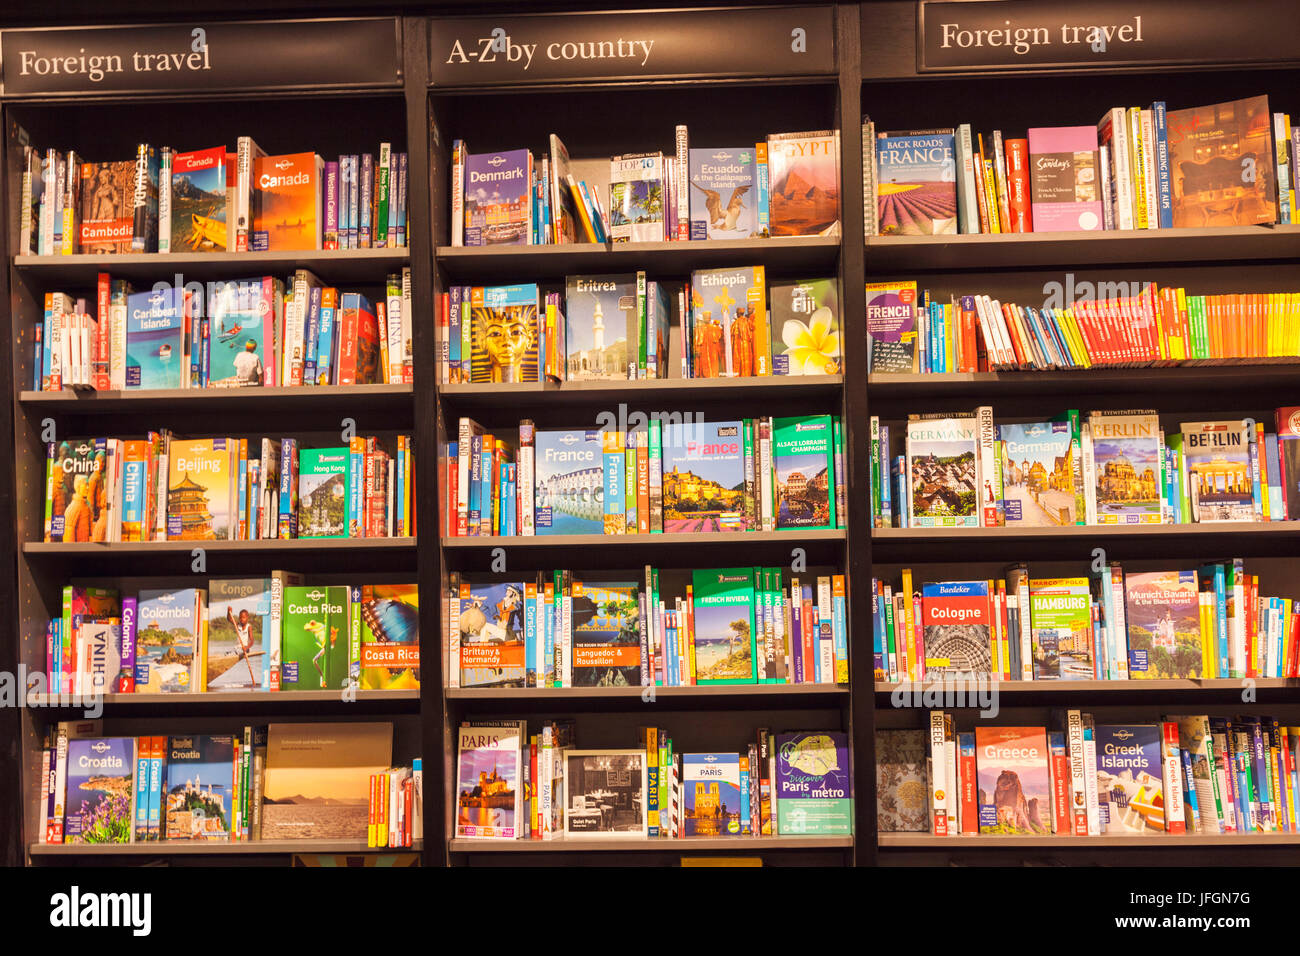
863;0;1300;862
1;17;435;865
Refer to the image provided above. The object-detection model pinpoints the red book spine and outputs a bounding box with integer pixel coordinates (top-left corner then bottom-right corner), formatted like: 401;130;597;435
95;272;111;389
337;300;359;384
1051;746;1072;834
801;589;815;683
1163;722;1187;835
959;739;978;833
363;438;376;538
1004;139;1033;233
961;301;978;373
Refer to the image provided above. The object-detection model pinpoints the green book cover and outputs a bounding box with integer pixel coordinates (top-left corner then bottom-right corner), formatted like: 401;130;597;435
1028;577;1093;680
773;414;836;530
281;585;350;690
691;568;757;684
297;447;349;538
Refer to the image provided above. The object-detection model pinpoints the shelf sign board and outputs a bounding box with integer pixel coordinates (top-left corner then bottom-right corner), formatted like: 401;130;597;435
429;7;834;85
918;0;1300;72
1;18;401;96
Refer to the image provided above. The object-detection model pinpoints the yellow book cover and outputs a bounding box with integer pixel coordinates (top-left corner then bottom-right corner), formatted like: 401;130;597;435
900;568;916;680
167;437;234;540
253;152;323;251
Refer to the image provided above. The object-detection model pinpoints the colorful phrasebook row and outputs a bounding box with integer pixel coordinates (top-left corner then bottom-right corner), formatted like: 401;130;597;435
457;722;851;840
448;566;847;690
44;432;413;544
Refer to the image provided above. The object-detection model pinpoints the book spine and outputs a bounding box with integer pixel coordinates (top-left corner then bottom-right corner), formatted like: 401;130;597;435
158;147;172;254
359;153;374;248
929;712;948;836
1067;709;1089;835
1151;102;1174;229
674;125;690;241
323;161;340;249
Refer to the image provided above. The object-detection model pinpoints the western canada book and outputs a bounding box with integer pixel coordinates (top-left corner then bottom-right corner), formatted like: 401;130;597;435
458;578;526;688
205;578;270;692
469;283;540;383
662;421;746;533
562;749;649;838
456;721;526;838
769;278;840;375
775;731;852;835
1124;570;1202;679
570;580;641;687
262;722;392;841
998;420;1077;526
865;280;918;373
134;588;201;693
766;130;841;237
464;148;531;246
165;734;234;841
534;429;603;535
690;568;757;684
170;147;227;251
974;726;1051;835
875;129;957;235
688;146;757;240
772;415;836;530
564;274;636;380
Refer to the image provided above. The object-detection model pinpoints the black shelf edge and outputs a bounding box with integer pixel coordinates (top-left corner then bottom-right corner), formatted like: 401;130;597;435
434;237;840;280
439;375;843;410
20;383;413;414
12;248;410;283
876;678;1298;696
449;684;847;700
879;833;1299;848
23;538;416;555
865;225;1300;272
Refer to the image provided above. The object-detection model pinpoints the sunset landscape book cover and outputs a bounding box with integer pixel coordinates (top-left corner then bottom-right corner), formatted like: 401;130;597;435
253;151;323;251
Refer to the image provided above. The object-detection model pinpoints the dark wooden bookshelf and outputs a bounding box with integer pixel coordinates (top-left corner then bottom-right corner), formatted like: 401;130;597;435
439;374;843;410
12;247;410;284
449;835;852;853
29;839;423;857
27;689;421;711
18;383;413;416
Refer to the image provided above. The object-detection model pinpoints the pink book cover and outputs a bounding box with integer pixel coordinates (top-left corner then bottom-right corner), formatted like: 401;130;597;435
1026;126;1102;232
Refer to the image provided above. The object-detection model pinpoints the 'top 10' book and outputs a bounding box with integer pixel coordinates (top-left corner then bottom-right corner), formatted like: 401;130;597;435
469;284;540;384
534;429;603;535
125;287;187;389
775;731;852;835
661;421;746;533
974;726;1051;835
690;568;758;684
773;415;836;530
564;273;636;381
464;148;532;247
280;585;351;691
769;278;841;376
875;129;957;235
571;580;642;687
64;737;135;844
457;578;526;688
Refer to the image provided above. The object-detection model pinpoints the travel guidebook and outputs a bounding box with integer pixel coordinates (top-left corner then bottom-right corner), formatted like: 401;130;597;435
297;446;349;538
166;437;234;540
63;737;135;844
608;153;666;243
1124;570;1202;679
1181;420;1254;521
564;274;636;380
252;152;323;251
1026;125;1103;231
125;287;187;389
688;146;757;240
261;722;392;840
690;266;768;378
205;279;268;387
534;429;603;535
775;731;852;835
134;588;201;693
998;420;1077;526
46;437;107;543
563;749;649;837
921;580;992;679
769;278;840;376
1165;95;1276;228
1028;577;1093;680
204;578;270;692
280;585;351;691
1093;724;1165;833
772;415;836;530
357;584;420;690
457;578;526;688
974;726;1051;835
164;734;235;841
905;412;979;527
682;752;744;836
875;129;957;235
690;568;757;684
570;580;641;687
1086;410;1163;524
78;160;135;254
865;280;918;373
766;131;841;237
661;421;746;533
464;148;532;246
456;721;526;838
469;283;540;384
170;147;227;251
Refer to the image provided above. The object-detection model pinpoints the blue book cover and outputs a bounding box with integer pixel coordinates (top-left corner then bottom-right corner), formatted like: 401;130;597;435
997;421;1076;526
602;432;626;533
125;287;186;389
205;279;266;388
1151;102;1174;229
164;734;235;840
661;420;746;533
534;429;603;535
875;130;958;235
469;283;540;384
134;588;200;693
775;731;852;835
1094;724;1165;833
682;753;744;836
464;148;531;246
688;147;757;240
570;579;641;687
564;274;637;380
64;737;135;843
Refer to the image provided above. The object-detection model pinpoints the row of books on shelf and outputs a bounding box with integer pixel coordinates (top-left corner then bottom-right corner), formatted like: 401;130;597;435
450;128;840;247
437;270;841;386
874;560;1293;685
457;722;850;840
19;139;408;256
46;579;418;696
39;720;415;846
864;95;1296;236
878;713;1299;838
448;566;847;690
866;281;1300;375
872;406;1300;529
34;268;411;392
44;432;414;544
448;415;844;538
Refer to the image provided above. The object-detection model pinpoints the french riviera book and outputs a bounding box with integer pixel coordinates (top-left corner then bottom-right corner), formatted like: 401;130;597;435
876;729;929;832
261;722;392;840
775;731;852;834
563;749;649;837
63;737;134;843
662;421;747;533
166;437;233;540
464;148;531;246
1093;724;1165;833
252;152;323;251
357;584;420;690
1026;126;1103;231
78;160;135;253
297;446;349;538
280;586;350;690
455;721;526;838
1181;420;1254;521
570;580;641;687
205;578;270;692
773;415;836;530
125;287;186;389
1028;577;1092;680
690;568;757;684
134;588;201;693
921;580;992;679
766;131;841;237
457;578;526;688
875;129;957;235
1124;570;1202;679
689;266;768;377
165;734;235;841
534;429;603;535
687;146;756;239
564;274;636;380
1166;96;1276;227
682;752;744;836
974;726;1051;835
469;284;540;384
865;280;918;373
997;420;1077;526
769;278;841;376
905;411;979;527
170;147;227;251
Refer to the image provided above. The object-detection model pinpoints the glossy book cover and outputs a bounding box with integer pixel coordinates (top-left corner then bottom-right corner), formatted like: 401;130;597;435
469;284;540;384
875;130;957;235
773;415;835;530
170;147;227;251
1026;126;1103;231
775;731;852;835
766;131;840;237
1094;724;1165;833
1088;412;1162;524
1182;420;1254;521
464;148;531;246
205;578;270;692
688;147;757;240
769;278;840;376
280;586;350;690
689;266;766;378
64;737;134;843
534;429;602;535
1124;570;1202;679
905;414;979;527
662;421;746;533
78;160;135;253
358;584;420;690
570;580;641;687
165;734;235;840
166;437;233;540
205;279;267;387
682;753;744;836
921;580;992;679
134;588;200;693
125;287;186;389
252;152;322;251
974;726;1051;835
564;274;636;380
456;723;524;838
1028;577;1093;679
458;579;526;688
998;420;1076;526
690;568;757;684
